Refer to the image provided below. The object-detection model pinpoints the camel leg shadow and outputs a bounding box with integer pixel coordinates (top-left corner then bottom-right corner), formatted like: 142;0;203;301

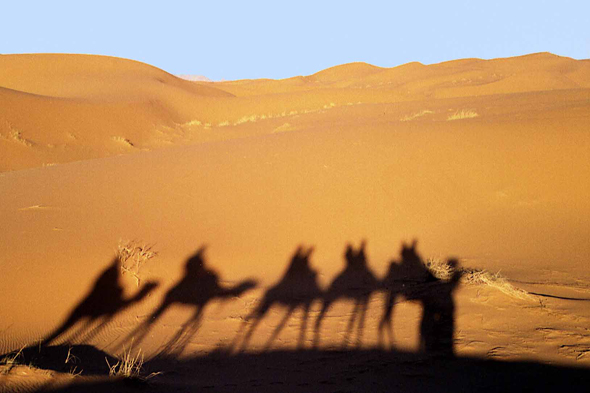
263;306;295;351
378;292;397;349
159;306;205;356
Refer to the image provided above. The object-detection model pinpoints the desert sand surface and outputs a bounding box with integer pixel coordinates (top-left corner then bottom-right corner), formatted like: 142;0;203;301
1;52;589;392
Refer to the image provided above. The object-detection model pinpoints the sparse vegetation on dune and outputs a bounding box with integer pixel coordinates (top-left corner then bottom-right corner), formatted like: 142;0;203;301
400;110;434;121
111;136;135;148
177;101;350;130
447;109;479;121
0;121;35;147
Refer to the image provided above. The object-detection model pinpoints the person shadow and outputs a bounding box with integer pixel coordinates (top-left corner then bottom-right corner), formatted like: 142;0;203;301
233;246;322;351
417;258;462;355
313;241;379;349
41;257;158;347
378;240;461;355
121;246;257;356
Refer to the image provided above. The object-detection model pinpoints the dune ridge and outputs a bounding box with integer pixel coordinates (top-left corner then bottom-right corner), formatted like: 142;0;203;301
2;52;589;172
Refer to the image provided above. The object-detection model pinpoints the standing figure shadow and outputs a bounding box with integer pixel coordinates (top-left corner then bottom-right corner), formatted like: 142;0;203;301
313;241;379;348
41;257;158;346
121;246;256;356
417;258;462;355
233;246;322;351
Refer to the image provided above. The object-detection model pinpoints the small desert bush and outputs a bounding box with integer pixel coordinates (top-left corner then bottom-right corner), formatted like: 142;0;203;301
447;110;478;121
111;136;135;147
117;240;158;286
234;114;259;125
425;258;532;300
400;110;434;122
183;120;202;127
425;257;455;281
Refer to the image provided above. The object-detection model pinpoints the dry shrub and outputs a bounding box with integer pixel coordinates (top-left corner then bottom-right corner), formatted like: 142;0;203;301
117;240;158;286
447;110;478;121
106;347;160;382
107;348;144;378
400;110;434;121
425;258;532;300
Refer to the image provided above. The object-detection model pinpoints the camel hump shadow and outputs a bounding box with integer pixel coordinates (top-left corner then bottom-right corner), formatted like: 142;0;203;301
234;245;322;351
332;240;379;294
266;245;322;301
42;257;159;346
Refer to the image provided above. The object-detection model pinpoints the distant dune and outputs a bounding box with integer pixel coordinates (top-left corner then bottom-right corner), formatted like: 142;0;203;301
1;52;588;171
177;74;213;82
1;52;589;392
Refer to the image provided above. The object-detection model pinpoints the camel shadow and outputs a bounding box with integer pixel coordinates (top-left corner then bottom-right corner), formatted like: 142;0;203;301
41;257;158;347
121;246;257;356
313;241;379;349
233;246;322;351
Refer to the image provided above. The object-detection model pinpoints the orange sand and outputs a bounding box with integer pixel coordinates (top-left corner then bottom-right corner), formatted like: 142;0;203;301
0;52;589;391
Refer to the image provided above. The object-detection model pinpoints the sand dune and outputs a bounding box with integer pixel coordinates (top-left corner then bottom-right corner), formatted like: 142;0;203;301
1;52;589;391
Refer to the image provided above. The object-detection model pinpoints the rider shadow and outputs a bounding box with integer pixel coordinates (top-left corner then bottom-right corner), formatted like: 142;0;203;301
41;257;158;347
121;246;257;356
233;246;322;351
379;240;461;355
313;241;379;349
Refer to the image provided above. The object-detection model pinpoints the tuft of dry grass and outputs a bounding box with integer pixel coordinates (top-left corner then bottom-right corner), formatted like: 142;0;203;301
117;240;158;286
1;347;26;375
183;120;202;127
400;110;434;122
107;348;144;378
447;110;479;121
106;346;160;382
111;136;135;147
425;258;532;300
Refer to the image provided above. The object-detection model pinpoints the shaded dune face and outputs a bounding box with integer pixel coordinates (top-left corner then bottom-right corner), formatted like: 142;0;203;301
0;52;589;376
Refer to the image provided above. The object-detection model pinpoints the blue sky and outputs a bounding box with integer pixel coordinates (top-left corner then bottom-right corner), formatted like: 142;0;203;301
1;0;588;80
